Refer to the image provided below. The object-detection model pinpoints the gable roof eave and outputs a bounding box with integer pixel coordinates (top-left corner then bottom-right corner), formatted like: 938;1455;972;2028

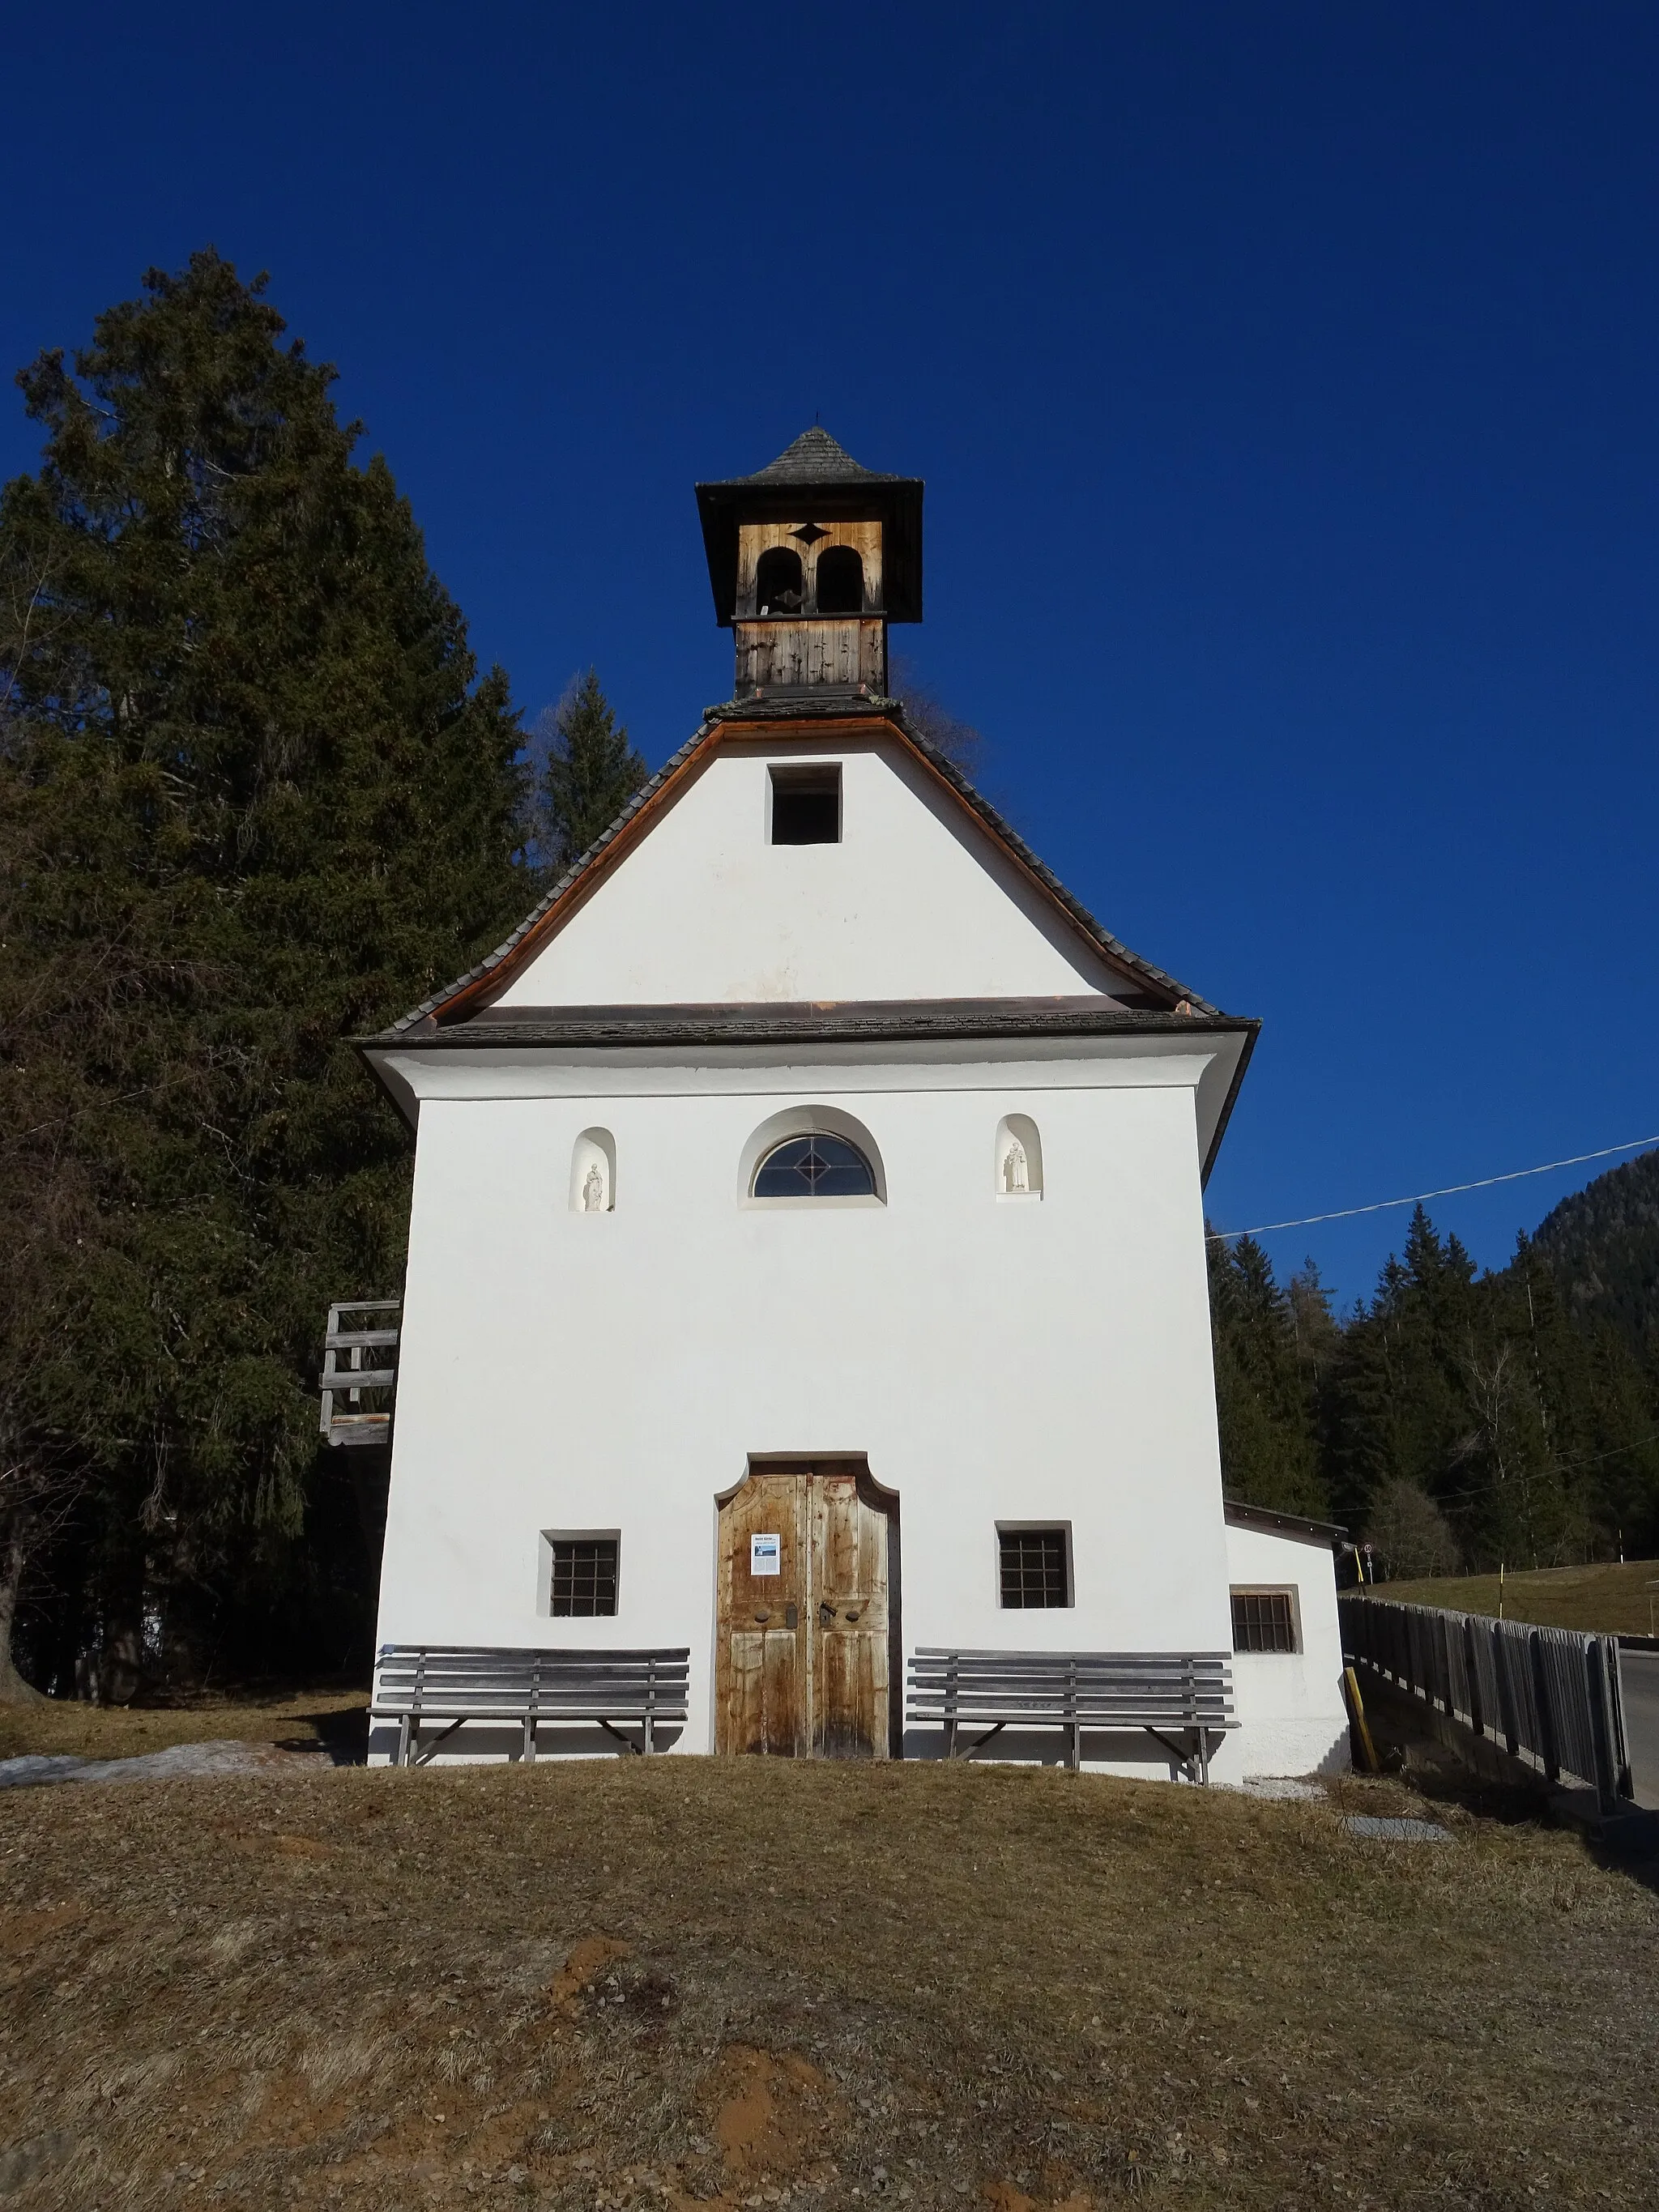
381;697;1222;1037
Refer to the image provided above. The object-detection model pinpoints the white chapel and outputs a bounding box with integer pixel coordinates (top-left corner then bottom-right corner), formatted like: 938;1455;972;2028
352;428;1349;1780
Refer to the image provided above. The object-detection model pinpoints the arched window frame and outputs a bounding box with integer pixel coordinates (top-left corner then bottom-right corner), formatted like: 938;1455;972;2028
754;544;804;617
739;1106;887;1208
812;543;865;616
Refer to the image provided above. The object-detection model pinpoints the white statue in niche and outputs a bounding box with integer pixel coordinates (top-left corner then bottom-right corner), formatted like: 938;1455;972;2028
1002;1138;1029;1195
582;1162;606;1213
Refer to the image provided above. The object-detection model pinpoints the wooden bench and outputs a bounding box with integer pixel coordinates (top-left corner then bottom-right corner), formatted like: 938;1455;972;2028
373;1645;691;1767
906;1648;1236;1782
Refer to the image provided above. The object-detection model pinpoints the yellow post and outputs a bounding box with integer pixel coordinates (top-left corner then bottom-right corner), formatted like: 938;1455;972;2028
1343;1666;1380;1774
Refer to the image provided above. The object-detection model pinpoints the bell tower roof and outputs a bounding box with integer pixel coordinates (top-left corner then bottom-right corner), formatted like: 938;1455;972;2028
695;427;923;627
740;424;899;485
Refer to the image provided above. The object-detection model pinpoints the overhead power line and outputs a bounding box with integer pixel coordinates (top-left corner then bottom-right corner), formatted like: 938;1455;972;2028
1208;1134;1659;1244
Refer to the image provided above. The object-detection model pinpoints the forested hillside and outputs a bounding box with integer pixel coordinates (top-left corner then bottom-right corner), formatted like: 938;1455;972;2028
1531;1148;1659;1355
1209;1156;1659;1576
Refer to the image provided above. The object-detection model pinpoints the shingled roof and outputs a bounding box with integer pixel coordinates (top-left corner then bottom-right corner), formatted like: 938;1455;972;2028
372;696;1227;1038
737;425;904;484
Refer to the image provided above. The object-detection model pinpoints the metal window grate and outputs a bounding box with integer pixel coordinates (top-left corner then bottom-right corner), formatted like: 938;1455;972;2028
1231;1590;1296;1653
999;1528;1068;1609
550;1540;619;1618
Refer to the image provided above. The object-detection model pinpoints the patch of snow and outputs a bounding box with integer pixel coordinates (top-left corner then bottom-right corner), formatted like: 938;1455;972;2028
1226;1777;1325;1801
1343;1813;1452;1843
0;1738;292;1792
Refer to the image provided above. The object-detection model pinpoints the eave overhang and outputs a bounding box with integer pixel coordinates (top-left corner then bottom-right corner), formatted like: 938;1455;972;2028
1223;1499;1351;1551
695;474;923;624
358;999;1258;1186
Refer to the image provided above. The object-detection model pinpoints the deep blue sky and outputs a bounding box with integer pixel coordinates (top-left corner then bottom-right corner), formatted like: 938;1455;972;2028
5;4;1656;1306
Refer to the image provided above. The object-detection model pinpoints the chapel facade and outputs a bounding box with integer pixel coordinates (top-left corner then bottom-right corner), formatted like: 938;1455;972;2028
357;428;1349;1779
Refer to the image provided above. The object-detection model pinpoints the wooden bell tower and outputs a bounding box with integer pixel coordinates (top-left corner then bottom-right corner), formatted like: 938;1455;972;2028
696;427;923;702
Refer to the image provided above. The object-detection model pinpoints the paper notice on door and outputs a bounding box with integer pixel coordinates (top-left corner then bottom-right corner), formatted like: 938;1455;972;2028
750;1532;781;1575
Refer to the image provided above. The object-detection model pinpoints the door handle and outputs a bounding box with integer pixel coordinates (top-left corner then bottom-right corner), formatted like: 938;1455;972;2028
819;1602;835;1626
784;1603;799;1630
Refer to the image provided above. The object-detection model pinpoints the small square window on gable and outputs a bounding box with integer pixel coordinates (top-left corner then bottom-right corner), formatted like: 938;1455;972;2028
770;761;841;845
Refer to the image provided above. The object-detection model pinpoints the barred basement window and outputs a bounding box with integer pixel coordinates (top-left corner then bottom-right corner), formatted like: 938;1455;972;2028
1230;1588;1298;1653
549;1537;619;1618
998;1527;1069;1609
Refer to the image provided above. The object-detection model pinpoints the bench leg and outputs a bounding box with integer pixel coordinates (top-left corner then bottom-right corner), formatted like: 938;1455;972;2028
645;1708;655;1756
523;1715;535;1765
413;1718;467;1767
1068;1722;1081;1774
397;1715;411;1769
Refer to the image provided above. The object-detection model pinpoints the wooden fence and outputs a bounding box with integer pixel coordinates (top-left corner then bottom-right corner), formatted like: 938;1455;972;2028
1338;1592;1632;1813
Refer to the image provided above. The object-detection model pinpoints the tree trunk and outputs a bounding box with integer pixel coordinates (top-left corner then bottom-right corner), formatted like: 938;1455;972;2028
0;1509;45;1704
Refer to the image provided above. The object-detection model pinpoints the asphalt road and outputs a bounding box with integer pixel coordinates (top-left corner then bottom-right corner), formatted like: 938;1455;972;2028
1618;1648;1659;1809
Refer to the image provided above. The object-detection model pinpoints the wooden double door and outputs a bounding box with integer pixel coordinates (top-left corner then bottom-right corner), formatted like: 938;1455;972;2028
715;1465;896;1759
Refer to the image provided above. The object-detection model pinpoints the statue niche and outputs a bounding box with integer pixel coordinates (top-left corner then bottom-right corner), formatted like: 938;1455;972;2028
995;1115;1043;1200
569;1128;616;1213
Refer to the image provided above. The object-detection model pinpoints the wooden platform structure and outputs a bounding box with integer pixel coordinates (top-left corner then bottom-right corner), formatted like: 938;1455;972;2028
319;1301;400;1447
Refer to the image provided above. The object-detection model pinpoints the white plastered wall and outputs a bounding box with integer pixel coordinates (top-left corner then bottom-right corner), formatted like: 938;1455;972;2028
371;1046;1249;1776
1219;1521;1350;1779
490;737;1136;1007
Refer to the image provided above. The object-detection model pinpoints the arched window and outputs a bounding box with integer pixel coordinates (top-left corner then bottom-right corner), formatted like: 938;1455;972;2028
813;544;864;616
753;1133;876;1200
755;546;804;616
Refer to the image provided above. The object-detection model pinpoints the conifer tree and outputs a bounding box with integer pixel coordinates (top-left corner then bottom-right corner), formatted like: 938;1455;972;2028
535;670;646;871
1205;1234;1328;1515
0;251;530;1694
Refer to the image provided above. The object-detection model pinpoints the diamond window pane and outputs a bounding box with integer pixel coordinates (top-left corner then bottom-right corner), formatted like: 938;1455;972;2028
1230;1590;1296;1653
550;1539;619;1618
753;1134;875;1199
998;1528;1068;1609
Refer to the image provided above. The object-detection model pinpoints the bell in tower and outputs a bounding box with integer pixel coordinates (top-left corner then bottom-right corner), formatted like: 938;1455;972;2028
696;427;923;703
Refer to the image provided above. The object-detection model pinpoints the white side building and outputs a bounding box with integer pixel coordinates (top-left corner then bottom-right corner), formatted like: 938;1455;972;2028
358;428;1350;1781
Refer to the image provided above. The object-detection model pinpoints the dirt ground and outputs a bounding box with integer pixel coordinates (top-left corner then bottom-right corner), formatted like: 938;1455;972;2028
1369;1558;1659;1638
0;1755;1655;2210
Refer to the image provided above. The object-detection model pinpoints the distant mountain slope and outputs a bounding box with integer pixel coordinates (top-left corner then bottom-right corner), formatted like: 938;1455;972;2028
1531;1148;1659;1353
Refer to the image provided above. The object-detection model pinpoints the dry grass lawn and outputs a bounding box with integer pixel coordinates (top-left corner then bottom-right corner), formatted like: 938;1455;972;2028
0;1756;1656;2211
1372;1558;1659;1638
0;1687;368;1766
